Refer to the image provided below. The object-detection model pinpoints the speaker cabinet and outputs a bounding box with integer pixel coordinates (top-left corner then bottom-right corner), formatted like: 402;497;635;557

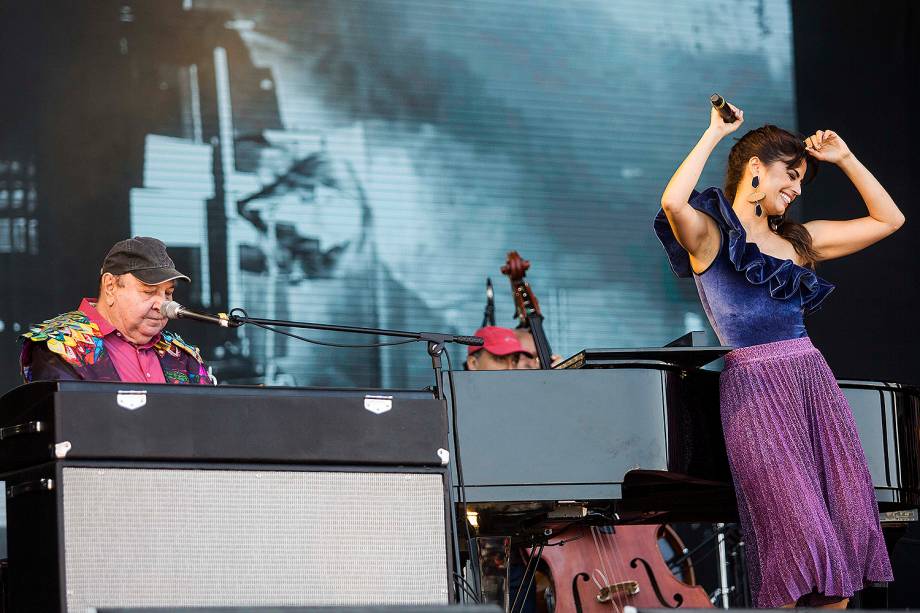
87;605;502;613
5;462;451;612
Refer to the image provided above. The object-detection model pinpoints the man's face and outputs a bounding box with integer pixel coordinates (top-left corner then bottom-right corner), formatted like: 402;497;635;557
245;148;367;278
106;274;175;344
466;350;520;371
513;329;540;370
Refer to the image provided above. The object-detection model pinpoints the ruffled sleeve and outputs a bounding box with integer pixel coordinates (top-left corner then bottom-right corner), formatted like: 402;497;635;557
653;187;727;278
653;187;835;315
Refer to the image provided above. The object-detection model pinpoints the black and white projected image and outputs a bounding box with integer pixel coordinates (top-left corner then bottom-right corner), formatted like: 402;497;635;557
1;0;798;390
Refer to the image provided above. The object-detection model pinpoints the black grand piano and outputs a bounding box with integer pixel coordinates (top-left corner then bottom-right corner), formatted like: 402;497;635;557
1;359;917;529
1;360;916;531
0;360;916;609
445;345;920;534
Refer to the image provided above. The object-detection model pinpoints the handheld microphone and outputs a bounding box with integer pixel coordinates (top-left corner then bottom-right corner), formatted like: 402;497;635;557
710;93;737;123
162;301;237;328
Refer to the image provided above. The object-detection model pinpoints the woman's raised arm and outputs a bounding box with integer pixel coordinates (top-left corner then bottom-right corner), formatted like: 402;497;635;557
803;130;905;261
660;104;744;272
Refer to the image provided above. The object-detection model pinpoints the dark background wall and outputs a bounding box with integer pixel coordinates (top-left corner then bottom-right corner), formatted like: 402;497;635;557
793;1;919;383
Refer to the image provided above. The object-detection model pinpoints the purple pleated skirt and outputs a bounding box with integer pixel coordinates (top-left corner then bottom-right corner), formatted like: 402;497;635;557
719;336;893;608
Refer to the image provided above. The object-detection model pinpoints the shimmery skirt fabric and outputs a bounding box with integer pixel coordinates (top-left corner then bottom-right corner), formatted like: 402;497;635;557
720;337;893;607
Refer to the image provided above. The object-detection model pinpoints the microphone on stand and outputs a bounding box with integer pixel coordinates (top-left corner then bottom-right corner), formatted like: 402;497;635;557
481;278;496;328
710;93;738;123
162;301;238;328
454;335;485;347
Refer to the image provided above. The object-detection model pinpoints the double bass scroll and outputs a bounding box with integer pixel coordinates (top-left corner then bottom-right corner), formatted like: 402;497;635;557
501;251;554;368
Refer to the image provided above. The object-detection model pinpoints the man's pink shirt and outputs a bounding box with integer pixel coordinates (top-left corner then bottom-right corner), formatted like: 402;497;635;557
79;298;167;383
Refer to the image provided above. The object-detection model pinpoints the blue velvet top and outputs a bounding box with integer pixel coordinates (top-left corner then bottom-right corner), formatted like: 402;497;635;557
653;187;835;348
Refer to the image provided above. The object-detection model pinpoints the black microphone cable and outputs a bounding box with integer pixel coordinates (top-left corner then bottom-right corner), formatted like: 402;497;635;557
225;305;482;602
442;346;483;604
225;314;482;602
229;308;419;349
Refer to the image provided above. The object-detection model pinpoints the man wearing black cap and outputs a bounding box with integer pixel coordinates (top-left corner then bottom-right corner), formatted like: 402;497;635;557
19;237;213;385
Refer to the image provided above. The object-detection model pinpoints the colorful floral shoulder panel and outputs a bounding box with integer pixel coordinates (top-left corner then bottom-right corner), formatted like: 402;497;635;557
21;310;104;367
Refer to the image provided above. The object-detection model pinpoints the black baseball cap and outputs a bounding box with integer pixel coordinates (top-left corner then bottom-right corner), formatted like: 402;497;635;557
100;237;191;285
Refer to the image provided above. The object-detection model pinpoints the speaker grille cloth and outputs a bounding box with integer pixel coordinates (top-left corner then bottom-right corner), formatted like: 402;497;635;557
61;467;448;611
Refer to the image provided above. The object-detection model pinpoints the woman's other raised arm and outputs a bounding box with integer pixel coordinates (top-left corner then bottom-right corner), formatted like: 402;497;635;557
660;104;744;273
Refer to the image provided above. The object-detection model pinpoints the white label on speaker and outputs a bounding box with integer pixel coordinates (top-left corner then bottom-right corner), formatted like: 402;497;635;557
54;441;72;459
363;395;393;414
116;390;147;410
437;448;450;465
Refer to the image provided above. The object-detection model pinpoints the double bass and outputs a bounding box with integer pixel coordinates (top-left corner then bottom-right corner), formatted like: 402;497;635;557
501;252;553;368
500;251;712;612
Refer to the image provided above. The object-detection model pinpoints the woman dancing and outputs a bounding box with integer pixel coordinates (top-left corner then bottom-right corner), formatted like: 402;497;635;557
654;103;903;608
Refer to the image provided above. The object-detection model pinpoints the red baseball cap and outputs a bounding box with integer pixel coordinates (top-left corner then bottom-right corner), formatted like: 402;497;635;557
468;326;534;357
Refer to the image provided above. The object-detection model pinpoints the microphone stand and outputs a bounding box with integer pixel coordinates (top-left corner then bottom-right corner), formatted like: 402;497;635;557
228;313;482;399
228;313;482;604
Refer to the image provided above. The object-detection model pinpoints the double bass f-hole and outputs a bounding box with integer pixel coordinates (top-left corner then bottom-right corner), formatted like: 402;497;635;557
534;524;712;613
629;557;685;609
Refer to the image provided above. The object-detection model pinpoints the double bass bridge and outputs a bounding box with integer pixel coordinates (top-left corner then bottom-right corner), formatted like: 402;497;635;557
597;579;641;602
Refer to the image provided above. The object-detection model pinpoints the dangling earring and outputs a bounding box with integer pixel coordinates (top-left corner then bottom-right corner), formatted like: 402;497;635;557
769;213;786;232
748;175;765;217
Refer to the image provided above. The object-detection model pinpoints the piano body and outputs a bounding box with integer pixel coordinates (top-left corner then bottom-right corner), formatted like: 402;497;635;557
446;352;919;535
0;361;915;608
1;366;915;532
840;378;920;508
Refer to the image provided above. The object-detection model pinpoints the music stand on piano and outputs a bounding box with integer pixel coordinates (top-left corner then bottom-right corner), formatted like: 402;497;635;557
555;330;731;370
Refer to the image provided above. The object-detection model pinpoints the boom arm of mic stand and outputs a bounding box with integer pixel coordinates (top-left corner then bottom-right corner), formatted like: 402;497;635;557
228;313;483;397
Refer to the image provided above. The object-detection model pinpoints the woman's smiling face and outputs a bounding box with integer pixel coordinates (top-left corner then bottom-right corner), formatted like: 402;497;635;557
756;157;807;217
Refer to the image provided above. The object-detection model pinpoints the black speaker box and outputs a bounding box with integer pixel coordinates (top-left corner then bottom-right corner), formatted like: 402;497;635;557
1;381;456;612
87;605;501;613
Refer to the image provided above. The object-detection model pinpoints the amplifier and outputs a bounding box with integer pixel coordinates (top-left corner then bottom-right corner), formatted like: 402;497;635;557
5;461;452;612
